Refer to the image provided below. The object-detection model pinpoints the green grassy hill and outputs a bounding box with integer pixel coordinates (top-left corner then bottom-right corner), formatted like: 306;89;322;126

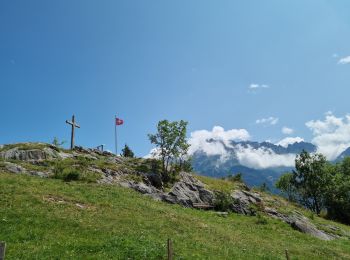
1;173;350;259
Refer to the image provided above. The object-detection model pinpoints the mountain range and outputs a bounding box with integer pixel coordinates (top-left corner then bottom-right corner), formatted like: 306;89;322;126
191;140;346;192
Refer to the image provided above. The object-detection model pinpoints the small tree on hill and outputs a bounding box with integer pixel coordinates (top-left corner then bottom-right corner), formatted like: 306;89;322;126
52;137;66;148
276;172;297;201
121;144;135;158
148;120;190;182
293;150;332;214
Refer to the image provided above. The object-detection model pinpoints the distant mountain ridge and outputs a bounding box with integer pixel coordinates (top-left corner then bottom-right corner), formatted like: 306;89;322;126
191;140;320;192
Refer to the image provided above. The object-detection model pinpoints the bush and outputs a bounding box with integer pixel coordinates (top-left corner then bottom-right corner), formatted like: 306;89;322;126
52;159;100;183
214;192;232;212
121;144;135;158
53;167;80;182
227;173;243;182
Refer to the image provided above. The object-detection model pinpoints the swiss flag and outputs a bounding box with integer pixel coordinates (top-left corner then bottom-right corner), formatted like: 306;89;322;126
116;118;124;126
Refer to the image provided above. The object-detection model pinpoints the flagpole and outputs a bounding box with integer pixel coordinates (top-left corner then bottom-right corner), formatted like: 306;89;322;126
115;114;117;155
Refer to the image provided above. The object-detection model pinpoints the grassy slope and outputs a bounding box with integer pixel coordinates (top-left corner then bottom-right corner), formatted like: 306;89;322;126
1;173;350;259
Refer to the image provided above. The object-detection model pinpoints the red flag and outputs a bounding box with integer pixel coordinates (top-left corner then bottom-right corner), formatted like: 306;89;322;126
116;118;124;126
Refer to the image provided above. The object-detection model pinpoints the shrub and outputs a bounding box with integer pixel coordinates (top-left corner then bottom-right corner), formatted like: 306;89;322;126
227;173;243;182
214;192;232;212
121;144;135;158
62;169;80;182
53;166;80;182
52;159;100;183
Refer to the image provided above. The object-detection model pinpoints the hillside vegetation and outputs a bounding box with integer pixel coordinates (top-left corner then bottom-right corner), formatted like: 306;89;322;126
0;173;350;259
0;143;350;259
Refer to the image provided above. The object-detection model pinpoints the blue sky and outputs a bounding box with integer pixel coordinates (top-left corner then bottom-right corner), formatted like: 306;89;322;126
1;0;350;156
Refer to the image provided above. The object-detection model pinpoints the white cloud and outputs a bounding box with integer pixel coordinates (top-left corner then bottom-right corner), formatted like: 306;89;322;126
188;126;250;157
187;126;296;169
249;83;269;89
276;137;304;148
306;112;350;160
282;127;294;135
338;56;350;64
235;145;296;169
256;117;279;125
144;148;161;159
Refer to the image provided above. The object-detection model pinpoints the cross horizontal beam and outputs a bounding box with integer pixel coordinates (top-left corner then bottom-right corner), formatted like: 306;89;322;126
65;120;80;128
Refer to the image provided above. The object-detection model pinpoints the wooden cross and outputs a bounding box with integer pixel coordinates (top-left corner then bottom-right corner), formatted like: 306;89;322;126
66;115;80;150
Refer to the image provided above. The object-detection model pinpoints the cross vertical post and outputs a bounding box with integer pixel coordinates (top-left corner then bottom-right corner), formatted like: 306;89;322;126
66;115;80;150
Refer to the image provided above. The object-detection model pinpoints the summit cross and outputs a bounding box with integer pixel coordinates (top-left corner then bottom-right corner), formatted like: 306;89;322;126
66;115;80;150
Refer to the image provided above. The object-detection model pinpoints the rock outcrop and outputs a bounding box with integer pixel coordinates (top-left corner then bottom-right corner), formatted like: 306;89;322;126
230;190;262;216
0;144;72;161
3;162;49;178
163;172;214;207
265;208;334;240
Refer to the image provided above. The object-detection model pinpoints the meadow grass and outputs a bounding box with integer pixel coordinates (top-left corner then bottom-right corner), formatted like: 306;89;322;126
0;172;349;259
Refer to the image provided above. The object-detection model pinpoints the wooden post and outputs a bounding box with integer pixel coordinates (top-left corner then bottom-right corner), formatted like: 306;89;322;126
0;242;6;260
167;238;173;260
285;249;290;260
66;115;80;150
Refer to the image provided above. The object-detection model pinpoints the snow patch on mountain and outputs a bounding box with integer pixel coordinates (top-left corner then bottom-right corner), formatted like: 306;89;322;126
276;137;304;148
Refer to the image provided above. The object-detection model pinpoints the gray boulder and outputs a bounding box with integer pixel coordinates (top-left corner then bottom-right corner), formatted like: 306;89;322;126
265;208;334;240
4;162;27;174
163;172;214;207
230;190;262;216
119;181;160;195
3;162;49;178
288;212;334;241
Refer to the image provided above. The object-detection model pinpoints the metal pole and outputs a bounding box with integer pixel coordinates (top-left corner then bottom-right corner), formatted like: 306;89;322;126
115;115;117;155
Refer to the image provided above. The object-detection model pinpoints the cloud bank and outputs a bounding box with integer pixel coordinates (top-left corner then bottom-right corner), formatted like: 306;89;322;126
188;126;250;157
235;145;296;169
188;126;297;169
306;112;350;160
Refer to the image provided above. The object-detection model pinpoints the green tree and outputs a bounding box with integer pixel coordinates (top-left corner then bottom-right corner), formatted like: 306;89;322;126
121;144;135;158
324;158;350;224
293;150;332;214
148;120;189;182
52;137;66;148
276;173;297;201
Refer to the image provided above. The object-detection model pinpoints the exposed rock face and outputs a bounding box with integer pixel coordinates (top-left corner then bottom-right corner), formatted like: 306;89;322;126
230;190;262;216
0;146;71;161
265;208;334;241
120;181;160;195
4;162;27;174
163;172;214;207
3;162;49;178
